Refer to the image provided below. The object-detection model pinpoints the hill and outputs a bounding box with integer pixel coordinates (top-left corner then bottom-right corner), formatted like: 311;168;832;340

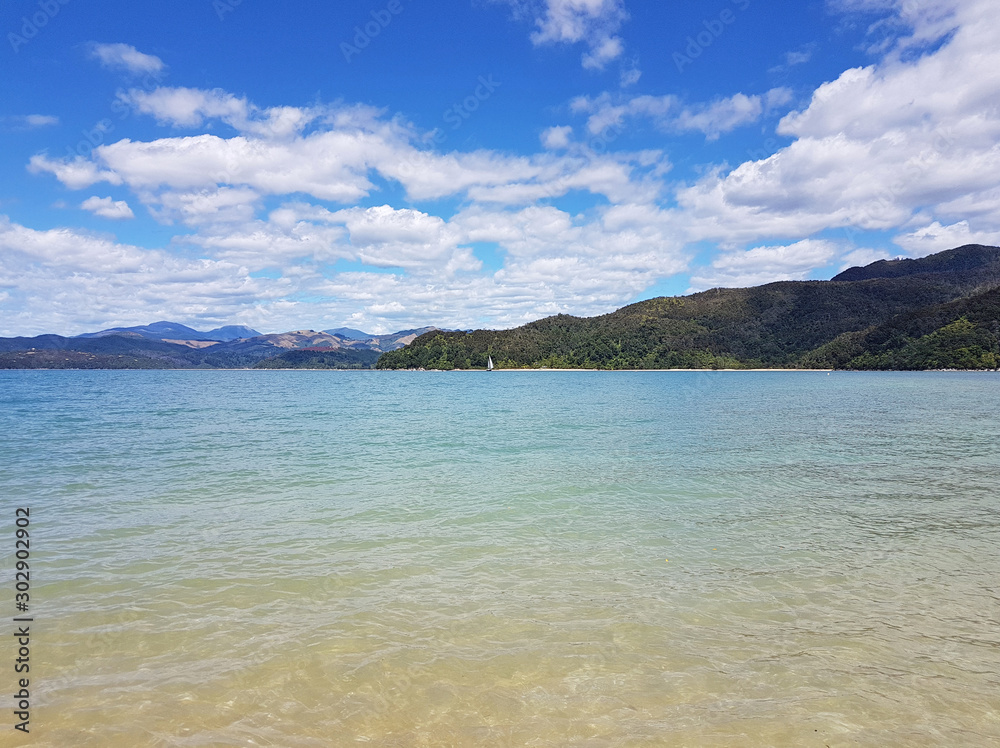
1;328;390;369
831;244;1000;284
802;285;1000;370
377;244;1000;371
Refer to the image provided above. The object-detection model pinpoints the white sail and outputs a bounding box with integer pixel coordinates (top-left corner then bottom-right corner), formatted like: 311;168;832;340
487;356;494;371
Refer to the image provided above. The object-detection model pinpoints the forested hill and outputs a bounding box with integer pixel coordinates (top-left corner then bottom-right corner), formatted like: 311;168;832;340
377;244;1000;371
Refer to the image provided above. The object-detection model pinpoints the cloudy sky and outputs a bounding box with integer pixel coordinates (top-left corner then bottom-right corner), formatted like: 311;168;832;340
2;0;999;336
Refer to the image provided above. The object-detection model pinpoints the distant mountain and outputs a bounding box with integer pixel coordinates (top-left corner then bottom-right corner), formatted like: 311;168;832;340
377;244;1000;371
77;321;203;340
77;321;261;342
320;325;443;352
0;325;441;369
0;332;208;367
201;325;261;341
362;327;441;352
322;327;371;340
249;330;347;349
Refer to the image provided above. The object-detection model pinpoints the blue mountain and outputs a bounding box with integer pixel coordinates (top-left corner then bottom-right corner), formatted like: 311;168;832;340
322;327;372;340
77;321;260;341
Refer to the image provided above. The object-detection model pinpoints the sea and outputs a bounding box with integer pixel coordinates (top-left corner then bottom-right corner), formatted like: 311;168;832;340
2;370;999;747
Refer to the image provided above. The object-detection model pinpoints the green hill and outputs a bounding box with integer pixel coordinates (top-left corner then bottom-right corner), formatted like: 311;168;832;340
377;244;1000;371
803;286;1000;370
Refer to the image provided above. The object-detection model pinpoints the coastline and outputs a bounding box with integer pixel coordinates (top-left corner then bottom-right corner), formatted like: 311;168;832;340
4;366;998;372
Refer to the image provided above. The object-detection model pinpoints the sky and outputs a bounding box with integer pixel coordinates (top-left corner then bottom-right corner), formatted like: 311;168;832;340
2;0;999;336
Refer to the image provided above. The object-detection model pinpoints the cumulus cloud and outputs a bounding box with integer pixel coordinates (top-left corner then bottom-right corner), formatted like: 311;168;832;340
689;239;841;291
894;220;1000;256
175;195;686;330
0;215;270;337
88;43;165;76
119;87;322;138
80;196;135;220
35;91;667;212
29;155;123;190
677;0;1000;244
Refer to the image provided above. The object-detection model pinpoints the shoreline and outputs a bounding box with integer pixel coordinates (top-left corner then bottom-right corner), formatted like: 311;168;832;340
3;367;998;373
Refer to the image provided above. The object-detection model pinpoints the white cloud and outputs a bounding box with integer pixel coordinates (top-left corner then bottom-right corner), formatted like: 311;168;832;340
540;125;573;149
147;187;260;227
689;239;840;291
29;155;123;190
122;87;249;128
677;0;1000;245
770;45;815;73
174;196;687;331
620;63;641;87
496;0;629;70
839;247;895;270
785;49;813;66
764;87;794;112
36;92;668;213
674;93;764;141
1;114;59;130
581;35;624;71
0;215;274;337
95;132;377;202
571;89;790;140
894;220;1000;256
120;87;322;138
88;43;165;76
332;205;474;273
80;196;135;220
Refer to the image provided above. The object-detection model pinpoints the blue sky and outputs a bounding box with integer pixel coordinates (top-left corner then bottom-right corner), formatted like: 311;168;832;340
2;0;999;335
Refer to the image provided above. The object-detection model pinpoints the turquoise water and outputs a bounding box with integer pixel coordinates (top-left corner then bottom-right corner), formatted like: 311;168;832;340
2;370;999;746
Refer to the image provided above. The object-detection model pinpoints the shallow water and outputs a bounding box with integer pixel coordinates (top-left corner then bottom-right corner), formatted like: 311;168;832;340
2;370;999;746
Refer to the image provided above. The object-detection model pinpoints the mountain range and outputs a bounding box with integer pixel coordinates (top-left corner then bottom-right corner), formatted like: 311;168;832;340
377;244;1000;371
0;323;441;370
75;321;262;342
3;244;999;371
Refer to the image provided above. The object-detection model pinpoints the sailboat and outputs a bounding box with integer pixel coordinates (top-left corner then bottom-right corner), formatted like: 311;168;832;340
487;355;494;371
